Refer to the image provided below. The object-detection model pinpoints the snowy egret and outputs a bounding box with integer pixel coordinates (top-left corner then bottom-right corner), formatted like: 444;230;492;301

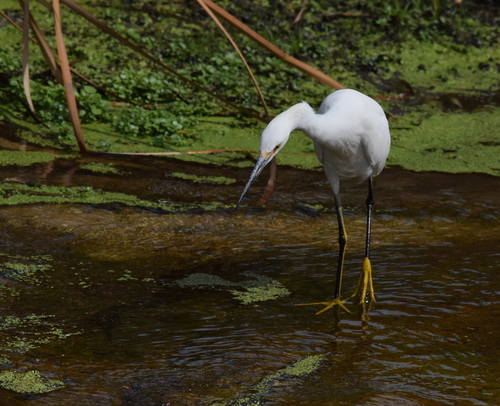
237;89;391;314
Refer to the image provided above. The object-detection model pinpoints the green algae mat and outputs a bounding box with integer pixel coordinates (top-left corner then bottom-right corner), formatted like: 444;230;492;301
0;1;499;177
389;108;500;176
1;106;499;177
0;371;64;394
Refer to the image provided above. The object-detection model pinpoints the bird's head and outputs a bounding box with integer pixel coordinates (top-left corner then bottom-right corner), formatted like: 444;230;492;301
236;117;292;208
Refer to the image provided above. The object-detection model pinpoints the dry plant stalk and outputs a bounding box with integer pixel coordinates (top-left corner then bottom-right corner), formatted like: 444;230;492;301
21;0;35;114
18;0;63;84
52;0;86;152
202;0;345;90
53;0;266;122
196;0;276;203
196;0;270;121
7;0;345;161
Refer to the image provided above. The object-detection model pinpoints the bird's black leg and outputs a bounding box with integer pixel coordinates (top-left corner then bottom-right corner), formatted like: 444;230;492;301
348;178;376;303
295;191;350;314
365;177;374;259
333;192;347;299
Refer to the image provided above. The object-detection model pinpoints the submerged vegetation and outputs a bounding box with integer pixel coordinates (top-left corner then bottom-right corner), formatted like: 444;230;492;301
172;272;291;304
212;354;324;405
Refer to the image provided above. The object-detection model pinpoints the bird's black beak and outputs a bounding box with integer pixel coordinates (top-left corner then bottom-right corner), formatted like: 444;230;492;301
236;154;274;209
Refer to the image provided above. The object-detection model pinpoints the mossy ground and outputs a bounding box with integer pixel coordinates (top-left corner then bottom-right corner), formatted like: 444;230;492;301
390;107;500;176
0;150;60;166
0;0;498;177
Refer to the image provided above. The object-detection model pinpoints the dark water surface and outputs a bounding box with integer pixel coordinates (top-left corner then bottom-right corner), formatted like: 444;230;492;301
0;153;499;406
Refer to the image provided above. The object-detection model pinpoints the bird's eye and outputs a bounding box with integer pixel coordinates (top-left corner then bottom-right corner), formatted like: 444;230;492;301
274;144;281;151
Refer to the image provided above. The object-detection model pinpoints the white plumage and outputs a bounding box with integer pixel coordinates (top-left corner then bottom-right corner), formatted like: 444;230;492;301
238;89;391;314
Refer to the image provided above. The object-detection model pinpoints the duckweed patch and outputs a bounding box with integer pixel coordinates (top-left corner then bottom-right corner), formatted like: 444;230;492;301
117;270;139;282
173;272;291;304
390;108;500;175
4;314;65;331
1;261;52;285
211;355;324;406
0;183;152;206
112;270;156;283
0;370;64;394
0;150;57;166
0;254;76;362
0;314;68;355
0;182;232;211
0;254;53;287
230;278;291;305
0;356;10;366
396;40;500;94
0;283;19;298
170;172;236;185
79;162;128;175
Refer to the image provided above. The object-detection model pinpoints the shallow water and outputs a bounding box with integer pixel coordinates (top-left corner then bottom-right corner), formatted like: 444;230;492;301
0;151;499;406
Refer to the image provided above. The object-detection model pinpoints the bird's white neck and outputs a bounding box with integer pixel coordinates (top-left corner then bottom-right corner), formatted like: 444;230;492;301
259;102;318;155
280;102;316;133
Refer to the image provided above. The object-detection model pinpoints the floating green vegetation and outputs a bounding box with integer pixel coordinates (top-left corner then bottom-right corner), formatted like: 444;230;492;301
1;261;52;285
114;269;155;283
1;314;66;336
0;254;53;287
173;272;290;304
79;162;127;175
212;355;324;406
0;182;151;206
390;108;500;175
230;277;291;305
0;150;57;166
396;40;500;94
117;270;138;282
0;314;67;356
0;370;64;394
0;255;63;363
0;182;232;211
0;356;10;366
174;273;235;288
0;283;19;298
170;172;237;185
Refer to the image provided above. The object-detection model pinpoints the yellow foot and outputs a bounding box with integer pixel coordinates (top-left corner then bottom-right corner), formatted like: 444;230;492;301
295;297;351;315
347;257;376;304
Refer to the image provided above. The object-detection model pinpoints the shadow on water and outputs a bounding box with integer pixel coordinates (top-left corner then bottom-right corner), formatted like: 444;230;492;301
0;133;499;405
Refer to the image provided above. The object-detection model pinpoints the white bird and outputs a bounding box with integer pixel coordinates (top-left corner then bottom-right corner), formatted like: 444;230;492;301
237;89;391;314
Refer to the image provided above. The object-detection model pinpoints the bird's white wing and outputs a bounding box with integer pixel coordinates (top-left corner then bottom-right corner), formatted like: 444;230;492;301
313;140;325;165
